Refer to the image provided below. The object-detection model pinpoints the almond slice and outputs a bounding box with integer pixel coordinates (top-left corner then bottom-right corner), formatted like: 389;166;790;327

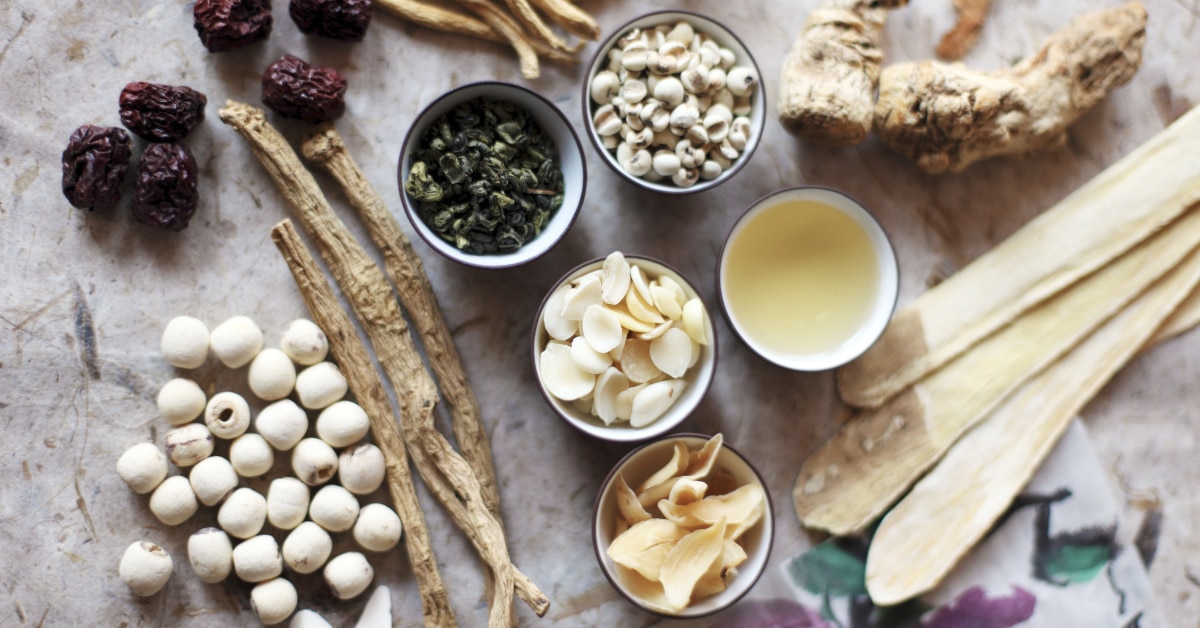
539;343;596;401
606;302;656;334
615;383;647;422
570;336;613;374
602;252;633;305
626;281;667;325
594;367;630;425
542;284;578;341
682;297;711;346
561;275;603;321
619;337;664;384
650;328;693;378
651;284;685;320
582;304;624;353
630;379;687;428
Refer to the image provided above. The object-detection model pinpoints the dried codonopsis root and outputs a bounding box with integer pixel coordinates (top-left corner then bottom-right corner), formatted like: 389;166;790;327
936;0;993;61
777;0;909;146
874;3;1147;174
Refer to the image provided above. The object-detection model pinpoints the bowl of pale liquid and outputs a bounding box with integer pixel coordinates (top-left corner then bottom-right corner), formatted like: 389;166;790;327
718;187;898;371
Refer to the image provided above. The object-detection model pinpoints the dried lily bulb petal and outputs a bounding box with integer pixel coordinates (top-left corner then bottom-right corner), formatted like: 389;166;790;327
692;538;746;600
724;494;766;541
602;252;633;305
615;383;647;422
615;474;652;525
540;343;596;401
619;337;663;384
625;282;666;325
571;336;613;374
630;265;655;305
660;518;727;611
582;305;624;353
594;367;630;425
659;483;764;530
543;284;578;341
682;297;711;346
606;302;656;334
651;284;684;321
614;565;674;614
639;476;681;511
667;478;708;506
561;275;603;321
639;441;690;493
630;379;687;428
650;328;693;378
607;518;690;581
706;469;739;496
685;433;723;478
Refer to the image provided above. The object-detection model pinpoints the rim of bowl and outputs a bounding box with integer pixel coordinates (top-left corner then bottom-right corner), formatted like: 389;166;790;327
717;186;900;371
591;433;776;618
397;80;587;269
581;10;766;195
531;254;718;442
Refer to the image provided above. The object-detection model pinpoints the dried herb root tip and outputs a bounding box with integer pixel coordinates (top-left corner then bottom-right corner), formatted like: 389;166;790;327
194;0;274;52
262;55;349;124
62;125;132;210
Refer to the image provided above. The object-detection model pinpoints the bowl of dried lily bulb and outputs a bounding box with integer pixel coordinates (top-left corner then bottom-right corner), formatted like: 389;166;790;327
593;433;773;617
532;251;716;442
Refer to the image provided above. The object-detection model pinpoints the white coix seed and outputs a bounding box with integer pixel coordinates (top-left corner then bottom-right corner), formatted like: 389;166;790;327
666;21;694;45
338;444;386;495
266;477;311;530
282;521;332;574
680;64;709;94
295;362;348;410
219;487;268;539
209;316;264;368
602;134;619;150
590;70;620;105
204;391;251;439
187;527;233;583
117;442;168;494
292;438;339;486
230;433;274;478
161;316;209;369
119;541;173;596
652;76;684;107
718;46;736;70
623;149;653;177
156;378;206;426
651;150;682;177
251;577;297;626
593;104;622;137
620;78;647;103
669;103;700;135
164;423;214;467
280;318;329;366
700;159;724;180
310;485;361;533
189;455;238;506
353;503;403;553
248;348;297;402
625;126;654;150
149;476;198;526
672;167;700;188
324;552;374;600
232;534;283;583
726;66;758;97
255;399;308;451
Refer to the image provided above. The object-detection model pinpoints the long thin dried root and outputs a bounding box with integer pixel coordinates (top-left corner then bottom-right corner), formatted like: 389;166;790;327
450;0;541;78
527;0;600;41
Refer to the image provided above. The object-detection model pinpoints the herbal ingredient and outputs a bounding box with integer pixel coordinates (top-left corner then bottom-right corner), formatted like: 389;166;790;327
119;82;208;142
539;252;711;428
193;0;274;52
132;142;200;231
937;0;993;60
405;96;564;254
606;435;766;613
119;541;174;597
61;125;133;210
261;55;348;123
590;21;758;188
290;0;373;41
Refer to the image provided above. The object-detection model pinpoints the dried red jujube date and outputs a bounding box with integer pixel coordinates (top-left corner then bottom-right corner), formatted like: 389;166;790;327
119;82;208;142
194;0;273;52
261;55;348;124
61;125;133;210
289;0;373;42
132;143;200;232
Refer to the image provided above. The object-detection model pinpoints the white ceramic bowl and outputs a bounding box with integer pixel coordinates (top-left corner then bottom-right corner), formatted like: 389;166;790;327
398;81;586;269
593;433;774;617
582;10;766;194
718;186;899;371
532;255;717;442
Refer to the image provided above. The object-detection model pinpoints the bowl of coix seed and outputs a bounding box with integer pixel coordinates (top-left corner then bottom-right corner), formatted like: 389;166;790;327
583;11;765;194
398;81;587;269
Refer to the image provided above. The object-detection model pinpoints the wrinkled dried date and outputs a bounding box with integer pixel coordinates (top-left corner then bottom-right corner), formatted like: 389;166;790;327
290;0;372;41
261;55;348;123
119;82;208;142
61;125;133;210
132;143;200;232
194;0;273;52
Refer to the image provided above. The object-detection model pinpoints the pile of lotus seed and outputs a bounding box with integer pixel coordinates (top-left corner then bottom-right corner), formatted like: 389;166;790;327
590;20;758;188
539;252;712;427
115;315;402;625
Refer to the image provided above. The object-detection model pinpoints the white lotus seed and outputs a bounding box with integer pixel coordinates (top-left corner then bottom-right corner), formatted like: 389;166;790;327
156;378;206;426
282;521;333;574
204;391;251;439
119;541;173;597
189;456;238;506
292;438;339;486
233;534;283;583
209;316;264;368
230;433;275;478
149;476;198;526
266;477;310;530
315;400;370;448
255;399;309;451
726;66;757;96
161;316;209;369
248;348;297;402
280;319;328;366
294;362;348;410
338;444;386;495
219;487;268;539
353;503;403;553
324;552;374;600
116;442;168;494
187;527;233;583
309;484;360;533
251;577;298;626
290;610;334;628
164;423;214;467
590;70;620;105
651;150;682;177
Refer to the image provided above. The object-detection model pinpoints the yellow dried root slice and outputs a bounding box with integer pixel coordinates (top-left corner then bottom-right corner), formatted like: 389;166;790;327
602;252;632;305
540;341;596;400
682;297;711;346
659;483;765;530
543;283;578;340
660;518;728;611
607;518;692;581
667;478;708;506
616;473;652;525
650;327;694;378
561;274;603;320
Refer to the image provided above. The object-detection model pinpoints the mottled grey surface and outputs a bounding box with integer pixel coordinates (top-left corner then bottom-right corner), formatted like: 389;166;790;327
1;0;1198;625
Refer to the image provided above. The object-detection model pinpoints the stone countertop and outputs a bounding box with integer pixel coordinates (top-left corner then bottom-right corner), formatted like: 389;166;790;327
1;0;1197;625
